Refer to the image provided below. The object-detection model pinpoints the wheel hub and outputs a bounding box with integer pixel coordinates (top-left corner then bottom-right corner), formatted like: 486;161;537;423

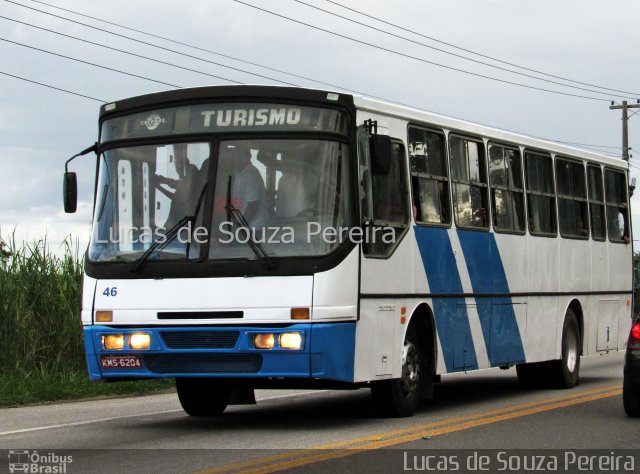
400;341;420;398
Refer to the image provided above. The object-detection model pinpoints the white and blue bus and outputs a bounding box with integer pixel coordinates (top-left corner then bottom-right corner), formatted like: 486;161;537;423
64;85;632;417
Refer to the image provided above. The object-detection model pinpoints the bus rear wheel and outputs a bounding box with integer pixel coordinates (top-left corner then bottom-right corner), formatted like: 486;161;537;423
371;325;425;417
516;310;580;389
176;378;232;416
552;310;581;388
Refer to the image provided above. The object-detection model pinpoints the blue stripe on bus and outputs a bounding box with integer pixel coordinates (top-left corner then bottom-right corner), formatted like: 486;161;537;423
456;230;526;366
414;226;479;372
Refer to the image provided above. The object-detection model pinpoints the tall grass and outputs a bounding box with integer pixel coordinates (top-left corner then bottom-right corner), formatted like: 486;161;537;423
0;237;172;405
0;236;84;373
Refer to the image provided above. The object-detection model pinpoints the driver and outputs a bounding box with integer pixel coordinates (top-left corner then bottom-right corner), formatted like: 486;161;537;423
221;145;268;228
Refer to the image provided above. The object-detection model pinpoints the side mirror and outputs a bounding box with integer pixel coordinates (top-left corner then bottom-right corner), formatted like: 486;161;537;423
370;135;392;175
63;172;77;213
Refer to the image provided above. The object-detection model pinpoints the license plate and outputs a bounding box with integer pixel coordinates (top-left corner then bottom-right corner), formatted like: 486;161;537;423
100;355;142;369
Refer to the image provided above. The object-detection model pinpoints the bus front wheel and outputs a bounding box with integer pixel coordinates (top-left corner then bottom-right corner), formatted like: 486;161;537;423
176;378;232;416
371;325;425;417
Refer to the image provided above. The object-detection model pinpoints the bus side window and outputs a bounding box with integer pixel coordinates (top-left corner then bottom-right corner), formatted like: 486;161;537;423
556;158;589;239
525;151;557;236
408;126;450;226
449;135;489;230
488;143;525;233
587;165;606;241
604;169;630;243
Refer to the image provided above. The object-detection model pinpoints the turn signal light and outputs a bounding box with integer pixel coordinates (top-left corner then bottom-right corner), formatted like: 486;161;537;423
291;308;310;320
102;334;124;350
95;310;113;323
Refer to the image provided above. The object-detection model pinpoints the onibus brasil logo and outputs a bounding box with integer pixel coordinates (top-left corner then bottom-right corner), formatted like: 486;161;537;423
8;450;73;473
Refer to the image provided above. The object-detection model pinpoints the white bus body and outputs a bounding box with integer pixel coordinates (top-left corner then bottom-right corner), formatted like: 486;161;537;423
70;86;631;417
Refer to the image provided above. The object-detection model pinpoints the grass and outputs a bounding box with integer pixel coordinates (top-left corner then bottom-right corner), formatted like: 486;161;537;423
0;237;172;407
0;367;173;407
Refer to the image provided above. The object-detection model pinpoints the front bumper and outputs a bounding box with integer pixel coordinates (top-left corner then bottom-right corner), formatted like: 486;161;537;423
84;323;355;383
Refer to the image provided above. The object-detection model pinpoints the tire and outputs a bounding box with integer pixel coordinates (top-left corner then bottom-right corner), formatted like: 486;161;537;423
176;378;232;416
623;382;640;417
371;325;426;417
552;309;581;389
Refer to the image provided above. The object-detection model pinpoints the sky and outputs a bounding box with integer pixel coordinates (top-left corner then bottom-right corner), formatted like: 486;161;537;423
1;0;639;255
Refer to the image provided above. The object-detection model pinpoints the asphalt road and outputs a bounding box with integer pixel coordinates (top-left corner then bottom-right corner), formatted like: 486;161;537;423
1;352;638;474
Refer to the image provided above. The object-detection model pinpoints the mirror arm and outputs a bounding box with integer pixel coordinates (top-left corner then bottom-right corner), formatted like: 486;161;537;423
65;142;98;173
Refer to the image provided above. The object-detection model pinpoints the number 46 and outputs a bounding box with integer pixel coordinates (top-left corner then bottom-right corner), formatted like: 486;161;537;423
103;287;118;297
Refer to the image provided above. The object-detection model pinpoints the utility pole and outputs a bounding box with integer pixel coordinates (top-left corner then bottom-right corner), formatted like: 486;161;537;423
610;100;640;161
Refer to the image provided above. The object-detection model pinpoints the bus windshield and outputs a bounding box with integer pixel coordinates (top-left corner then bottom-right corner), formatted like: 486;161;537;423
88;139;352;263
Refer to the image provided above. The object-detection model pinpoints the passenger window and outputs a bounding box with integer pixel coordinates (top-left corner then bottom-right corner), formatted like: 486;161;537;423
408;127;450;225
555;158;589;239
488;144;525;233
359;127;409;257
587;165;606;241
370;141;409;227
525;151;556;236
605;169;630;243
449;135;488;229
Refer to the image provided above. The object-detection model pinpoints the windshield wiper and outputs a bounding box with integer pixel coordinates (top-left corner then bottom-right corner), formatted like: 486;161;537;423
131;184;207;273
224;175;276;270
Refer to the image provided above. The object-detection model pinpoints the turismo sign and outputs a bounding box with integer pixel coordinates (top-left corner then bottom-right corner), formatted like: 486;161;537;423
199;107;302;128
100;103;347;141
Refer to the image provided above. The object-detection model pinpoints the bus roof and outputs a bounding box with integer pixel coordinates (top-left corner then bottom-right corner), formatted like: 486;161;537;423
99;85;355;119
353;94;627;169
99;84;626;170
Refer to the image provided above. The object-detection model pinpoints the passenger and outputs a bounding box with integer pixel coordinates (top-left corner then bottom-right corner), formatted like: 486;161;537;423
619;202;631;244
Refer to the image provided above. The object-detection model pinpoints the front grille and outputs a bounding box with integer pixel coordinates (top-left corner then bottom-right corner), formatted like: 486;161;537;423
157;311;243;320
160;331;239;349
143;353;262;374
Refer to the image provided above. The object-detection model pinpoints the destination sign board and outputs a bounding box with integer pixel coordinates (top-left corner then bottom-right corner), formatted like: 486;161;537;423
100;103;348;142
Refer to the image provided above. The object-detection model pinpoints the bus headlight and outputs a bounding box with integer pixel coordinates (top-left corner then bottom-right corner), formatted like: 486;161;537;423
129;333;151;350
102;334;124;350
279;333;302;350
254;334;275;349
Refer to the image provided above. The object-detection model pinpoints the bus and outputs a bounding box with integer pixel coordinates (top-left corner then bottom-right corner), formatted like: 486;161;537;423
63;85;633;417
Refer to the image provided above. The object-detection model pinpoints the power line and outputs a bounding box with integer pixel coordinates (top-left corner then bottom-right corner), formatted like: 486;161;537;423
0;15;244;85
320;0;640;98
20;0;367;95
0;8;490;113
0;70;105;102
6;0;620;103
291;0;634;100
0;37;182;88
229;0;610;102
23;0;635;100
4;0;299;87
1;2;623;157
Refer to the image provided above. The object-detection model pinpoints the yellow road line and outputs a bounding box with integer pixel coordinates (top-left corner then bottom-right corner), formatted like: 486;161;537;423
200;385;621;474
